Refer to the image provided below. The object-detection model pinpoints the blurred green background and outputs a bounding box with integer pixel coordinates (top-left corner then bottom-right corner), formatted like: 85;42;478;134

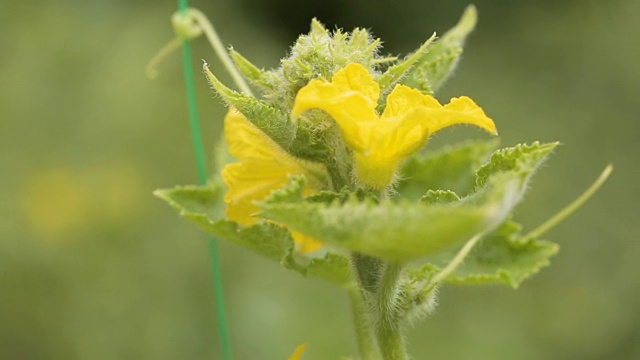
1;0;638;359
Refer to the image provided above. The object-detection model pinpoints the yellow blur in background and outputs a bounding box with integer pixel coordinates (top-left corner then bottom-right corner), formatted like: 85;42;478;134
21;161;146;242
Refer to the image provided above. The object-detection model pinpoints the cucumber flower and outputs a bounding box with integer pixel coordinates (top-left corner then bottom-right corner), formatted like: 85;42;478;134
292;63;497;190
221;108;326;252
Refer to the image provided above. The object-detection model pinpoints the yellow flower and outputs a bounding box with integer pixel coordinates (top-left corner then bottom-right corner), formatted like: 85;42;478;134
292;63;497;190
222;108;325;252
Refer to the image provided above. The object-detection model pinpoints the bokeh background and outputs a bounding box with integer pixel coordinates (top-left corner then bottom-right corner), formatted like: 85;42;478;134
2;0;638;359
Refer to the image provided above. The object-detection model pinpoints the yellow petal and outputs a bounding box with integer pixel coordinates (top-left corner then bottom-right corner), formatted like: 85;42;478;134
224;108;288;161
223;159;324;248
381;84;440;119
373;107;430;160
353;151;400;190
352;110;429;189
222;110;319;224
291;64;497;192
222;110;329;252
292;80;375;152
222;161;299;225
382;85;496;135
424;96;497;135
331;63;380;104
288;343;307;360
290;230;323;253
292;64;381;152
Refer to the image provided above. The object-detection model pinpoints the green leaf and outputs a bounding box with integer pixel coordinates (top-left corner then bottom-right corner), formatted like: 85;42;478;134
475;141;559;189
438;220;559;288
203;65;296;150
284;251;354;287
155;183;227;220
258;175;519;262
259;142;558;262
420;190;460;204
377;33;436;93
229;48;275;92
154;184;289;261
401;5;477;93
154;184;353;286
397;138;499;201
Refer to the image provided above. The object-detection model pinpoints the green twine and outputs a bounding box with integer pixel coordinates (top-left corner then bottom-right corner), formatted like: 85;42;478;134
177;1;232;359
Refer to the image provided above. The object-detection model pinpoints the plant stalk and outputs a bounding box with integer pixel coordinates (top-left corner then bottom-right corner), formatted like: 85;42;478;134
374;262;408;360
176;2;231;359
347;284;380;360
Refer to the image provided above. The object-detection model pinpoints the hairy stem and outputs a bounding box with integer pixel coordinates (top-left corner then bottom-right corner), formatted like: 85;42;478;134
375;262;408;360
347;284;380;360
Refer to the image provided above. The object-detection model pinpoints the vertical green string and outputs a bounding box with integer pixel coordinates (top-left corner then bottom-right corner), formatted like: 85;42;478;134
177;1;232;359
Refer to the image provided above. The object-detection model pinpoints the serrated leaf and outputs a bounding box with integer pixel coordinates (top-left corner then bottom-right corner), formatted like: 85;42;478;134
258;175;520;262
154;184;353;286
155;184;290;260
203;65;296;150
284;251;354;286
437;221;559;288
420;190;460;204
307;187;377;204
475;141;559;189
401;5;477;93
155;184;227;219
397;138;499;201
259;142;557;262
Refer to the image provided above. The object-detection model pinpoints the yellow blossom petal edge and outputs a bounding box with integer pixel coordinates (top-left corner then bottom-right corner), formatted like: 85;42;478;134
224;107;288;162
292;63;497;189
292;63;379;152
221;108;327;252
287;343;307;360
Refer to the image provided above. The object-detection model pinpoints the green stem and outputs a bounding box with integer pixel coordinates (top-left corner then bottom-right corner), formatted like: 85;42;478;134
347;284;380;360
176;1;231;359
526;164;613;239
432;232;483;284
375;262;408;360
351;252;383;293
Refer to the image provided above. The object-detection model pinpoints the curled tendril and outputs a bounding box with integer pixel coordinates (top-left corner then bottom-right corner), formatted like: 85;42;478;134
146;8;252;95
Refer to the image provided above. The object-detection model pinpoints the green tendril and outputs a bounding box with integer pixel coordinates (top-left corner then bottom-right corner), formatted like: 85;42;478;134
526;164;613;239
